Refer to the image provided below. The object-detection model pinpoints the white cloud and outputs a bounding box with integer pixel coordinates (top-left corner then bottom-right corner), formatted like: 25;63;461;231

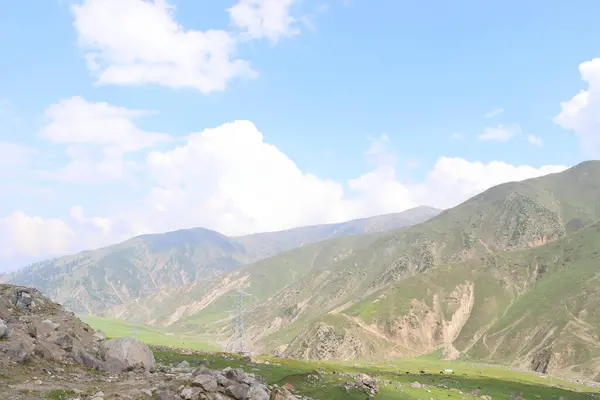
484;107;504;118
0;142;38;166
0;212;74;260
527;134;543;147
478;124;521;142
554;58;600;156
413;157;566;209
0;118;569;270
39;96;170;182
72;0;256;93
228;0;300;42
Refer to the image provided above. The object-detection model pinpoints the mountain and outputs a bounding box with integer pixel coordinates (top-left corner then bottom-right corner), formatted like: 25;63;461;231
115;160;600;380
8;206;440;315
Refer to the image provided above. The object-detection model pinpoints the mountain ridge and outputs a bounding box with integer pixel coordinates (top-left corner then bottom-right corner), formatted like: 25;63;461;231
8;206;441;315
111;160;600;381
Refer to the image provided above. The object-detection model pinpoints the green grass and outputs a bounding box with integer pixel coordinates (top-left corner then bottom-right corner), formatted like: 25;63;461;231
45;389;77;400
80;315;220;351
152;347;600;400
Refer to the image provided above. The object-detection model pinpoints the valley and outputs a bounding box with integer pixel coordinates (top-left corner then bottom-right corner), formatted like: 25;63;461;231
6;161;600;387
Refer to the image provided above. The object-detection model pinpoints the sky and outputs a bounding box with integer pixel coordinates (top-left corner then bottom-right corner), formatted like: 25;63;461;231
0;0;599;272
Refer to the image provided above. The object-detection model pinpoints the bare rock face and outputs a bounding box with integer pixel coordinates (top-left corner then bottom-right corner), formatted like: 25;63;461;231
99;337;156;370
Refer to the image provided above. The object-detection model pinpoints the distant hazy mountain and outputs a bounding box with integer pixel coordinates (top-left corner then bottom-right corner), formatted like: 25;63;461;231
8;206;440;315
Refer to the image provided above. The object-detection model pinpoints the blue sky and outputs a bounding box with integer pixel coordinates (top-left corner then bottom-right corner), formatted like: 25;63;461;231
0;0;599;271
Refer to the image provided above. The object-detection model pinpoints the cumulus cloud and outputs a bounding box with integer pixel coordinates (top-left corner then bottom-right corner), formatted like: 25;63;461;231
228;0;299;42
72;0;256;93
0;117;569;271
527;134;543;147
554;58;600;156
71;0;304;92
38;96;170;182
0;212;74;261
120;121;568;236
478;124;521;142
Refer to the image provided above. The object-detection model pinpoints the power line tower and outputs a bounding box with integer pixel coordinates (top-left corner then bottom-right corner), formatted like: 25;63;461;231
227;288;253;355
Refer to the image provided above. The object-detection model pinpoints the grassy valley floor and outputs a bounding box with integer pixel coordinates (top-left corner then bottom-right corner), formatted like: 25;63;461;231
80;315;220;351
83;315;600;399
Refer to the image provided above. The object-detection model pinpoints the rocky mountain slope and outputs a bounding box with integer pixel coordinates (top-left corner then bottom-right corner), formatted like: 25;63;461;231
121;161;600;380
7;207;440;316
0;284;321;399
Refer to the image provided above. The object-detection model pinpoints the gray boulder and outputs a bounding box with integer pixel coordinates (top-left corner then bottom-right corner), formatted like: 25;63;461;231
0;341;28;362
99;337;155;370
192;374;218;391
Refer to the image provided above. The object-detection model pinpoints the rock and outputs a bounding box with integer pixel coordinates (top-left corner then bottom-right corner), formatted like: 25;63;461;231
154;389;180;400
48;331;74;351
181;387;202;400
192;374;218;391
410;381;423;389
269;387;296;400
226;382;250;399
216;373;236;388
99;337;155;370
40;319;60;332
200;394;227;400
0;318;8;339
223;367;246;383
355;373;379;393
69;347;107;370
14;289;32;310
0;341;29;362
193;365;217;377
33;340;66;361
176;360;190;369
247;384;270;400
93;330;106;342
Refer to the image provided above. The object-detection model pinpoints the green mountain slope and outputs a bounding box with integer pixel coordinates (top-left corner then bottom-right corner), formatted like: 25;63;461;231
138;161;600;380
8;206;440;315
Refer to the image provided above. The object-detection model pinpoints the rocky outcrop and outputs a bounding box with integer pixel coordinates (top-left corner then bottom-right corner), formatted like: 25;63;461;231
0;284;153;373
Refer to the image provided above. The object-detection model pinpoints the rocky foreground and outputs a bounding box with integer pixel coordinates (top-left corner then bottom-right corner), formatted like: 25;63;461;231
0;285;343;400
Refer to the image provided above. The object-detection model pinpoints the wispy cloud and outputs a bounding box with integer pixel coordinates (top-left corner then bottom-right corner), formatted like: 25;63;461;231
527;134;543;147
484;107;504;118
478;124;521;142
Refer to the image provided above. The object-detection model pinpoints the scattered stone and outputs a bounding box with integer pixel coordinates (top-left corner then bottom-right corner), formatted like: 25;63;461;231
192;374;218;391
270;387;297;400
154;389;180;400
410;381;424;389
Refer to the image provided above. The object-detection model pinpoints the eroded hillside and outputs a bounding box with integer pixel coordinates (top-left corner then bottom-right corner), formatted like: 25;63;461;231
134;161;600;382
8;207;439;316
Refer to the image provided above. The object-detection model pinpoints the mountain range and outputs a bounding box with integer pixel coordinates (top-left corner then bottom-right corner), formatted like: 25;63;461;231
8;160;600;381
7;206;440;315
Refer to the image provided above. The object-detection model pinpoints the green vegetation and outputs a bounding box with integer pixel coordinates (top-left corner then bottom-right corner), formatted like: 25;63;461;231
153;347;600;399
45;389;77;400
81;315;219;351
11;161;600;383
8;207;439;316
